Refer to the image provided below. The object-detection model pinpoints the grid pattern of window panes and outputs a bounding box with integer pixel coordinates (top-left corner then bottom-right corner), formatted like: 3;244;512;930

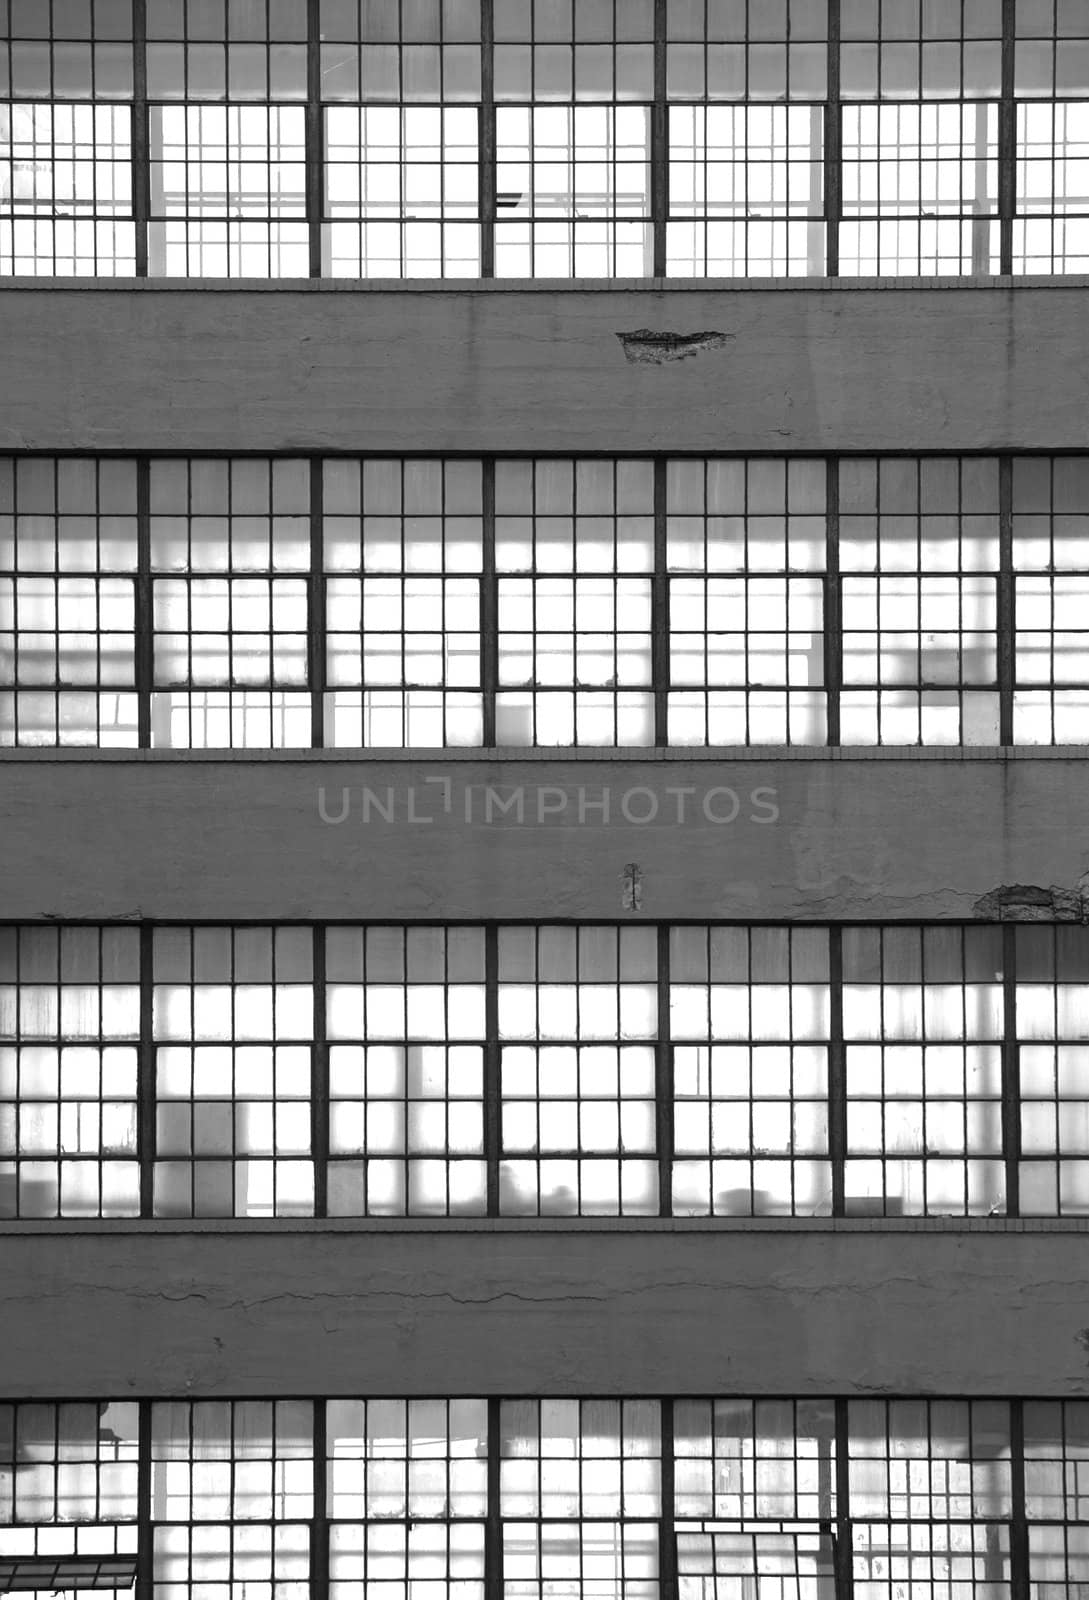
326;1399;487;1600
0;926;140;1220
151;1401;312;1600
151;926;314;1218
495;459;653;747
674;1397;837;1600
840;102;999;275
1015;101;1089;272
665;0;829;102
493;0;654;103
1015;0;1089;97
1024;1399;1089;1598
666;459;827;745
0;0;135;101
667;105;827;276
325;926;486;1217
0;102;134;273
318;0;482;103
145;0;308;102
848;1401;1013;1600
1012;457;1089;743
840;457;1001;745
0;1397;139;1596
841;0;1004;100
842;926;1005;1217
149;458;311;749
497;926;658;1216
500;1400;661;1600
0;457;138;747
147;103;308;276
670;927;831;1217
1016;925;1089;1216
323;459;483;748
495;105;652;276
323;105;480;276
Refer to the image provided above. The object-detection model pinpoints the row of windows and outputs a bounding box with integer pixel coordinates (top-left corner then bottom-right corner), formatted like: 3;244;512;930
3;922;1089;1221
2;95;1088;276
3;0;1087;102
2;1397;1089;1600
3;455;1087;750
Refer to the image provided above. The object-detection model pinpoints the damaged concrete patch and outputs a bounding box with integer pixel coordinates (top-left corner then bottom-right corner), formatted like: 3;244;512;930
617;329;733;364
622;863;643;911
973;877;1089;921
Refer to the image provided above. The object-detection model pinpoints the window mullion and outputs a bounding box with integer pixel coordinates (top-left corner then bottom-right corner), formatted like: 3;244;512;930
825;458;842;747
312;925;328;1219
311;1399;329;1600
656;923;672;1217
1010;1400;1030;1600
652;0;668;277
307;0;323;279
138;923;155;1219
653;458;669;745
1002;922;1021;1218
133;0;149;277
999;454;1015;746
659;1396;676;1600
136;1399;153;1600
826;0;842;278
483;459;498;747
481;0;496;278
834;1397;854;1600
829;925;846;1217
486;1397;503;1600
1000;0;1016;275
485;923;500;1214
309;458;325;749
136;457;153;747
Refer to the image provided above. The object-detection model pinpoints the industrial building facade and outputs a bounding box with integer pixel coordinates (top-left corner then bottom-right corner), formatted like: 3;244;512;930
2;3;1089;1600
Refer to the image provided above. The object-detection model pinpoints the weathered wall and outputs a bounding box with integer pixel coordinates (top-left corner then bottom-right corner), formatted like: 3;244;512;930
0;1225;1086;1397
0;752;1086;922
0;283;1087;454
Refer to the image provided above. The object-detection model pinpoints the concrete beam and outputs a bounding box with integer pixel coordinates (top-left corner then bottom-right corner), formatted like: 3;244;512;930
0;1225;1085;1397
1;282;1087;454
1;752;1087;922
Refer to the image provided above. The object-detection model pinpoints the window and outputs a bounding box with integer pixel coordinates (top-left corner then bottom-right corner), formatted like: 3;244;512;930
674;1399;837;1600
1012;457;1089;743
500;1400;661;1600
1015;101;1089;274
670;927;831;1217
323;105;480;277
493;0;654;103
497;925;658;1216
151;925;314;1218
1024;1400;1089;1600
1016;925;1089;1215
496;460;654;746
840;0;1003;100
0;102;134;274
318;0;482;104
145;0;308;102
0;0;134;101
147;103;308;276
0;926;140;1219
667;105;826;276
151;1401;312;1600
325;926;486;1216
323;459;483;748
0;457;138;747
842;927;1005;1217
840;457;1001;745
666;459;827;745
495;104;652;277
665;0;829;102
1014;0;1089;97
326;1399;487;1600
149;458;311;748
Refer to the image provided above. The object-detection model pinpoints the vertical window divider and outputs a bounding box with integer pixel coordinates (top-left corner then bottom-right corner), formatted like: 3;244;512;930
1010;1399;1030;1600
312;925;328;1219
481;0;496;278
833;1397;854;1600
1002;922;1021;1218
652;0;668;278
824;459;842;747
485;1397;503;1600
656;924;672;1218
135;1399;153;1600
136;458;152;748
138;927;155;1220
825;0;842;278
658;1396;676;1600
309;458;326;749
653;458;669;746
1000;0;1016;276
485;923;500;1214
306;0;323;279
482;459;498;746
829;925;846;1217
311;1397;329;1600
132;0;149;277
999;454;1015;747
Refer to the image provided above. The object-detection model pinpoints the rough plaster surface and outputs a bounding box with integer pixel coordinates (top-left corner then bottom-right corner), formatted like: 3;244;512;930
1;754;1087;921
0;1229;1086;1396
1;285;1088;453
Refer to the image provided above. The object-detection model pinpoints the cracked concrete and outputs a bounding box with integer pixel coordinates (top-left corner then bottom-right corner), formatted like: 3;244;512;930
616;328;733;363
973;877;1089;921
